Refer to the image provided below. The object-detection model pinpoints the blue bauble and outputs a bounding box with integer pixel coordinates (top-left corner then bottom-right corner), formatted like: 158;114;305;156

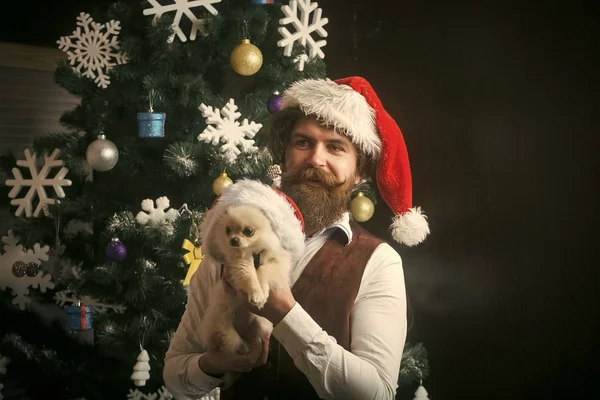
267;91;283;113
106;238;127;262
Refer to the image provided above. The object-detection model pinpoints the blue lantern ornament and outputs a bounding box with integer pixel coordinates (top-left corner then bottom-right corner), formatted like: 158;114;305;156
66;304;93;331
137;109;166;138
65;302;94;345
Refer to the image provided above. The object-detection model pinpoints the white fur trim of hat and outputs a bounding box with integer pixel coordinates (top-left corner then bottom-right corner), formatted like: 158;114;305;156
282;78;381;159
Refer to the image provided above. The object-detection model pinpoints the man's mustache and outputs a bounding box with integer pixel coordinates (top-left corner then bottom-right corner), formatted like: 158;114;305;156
281;166;346;189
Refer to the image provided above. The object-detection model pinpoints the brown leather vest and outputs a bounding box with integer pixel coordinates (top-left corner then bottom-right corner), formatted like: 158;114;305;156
221;222;384;400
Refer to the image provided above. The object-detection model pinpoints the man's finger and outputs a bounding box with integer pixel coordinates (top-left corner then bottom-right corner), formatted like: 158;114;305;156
245;338;263;365
257;334;270;366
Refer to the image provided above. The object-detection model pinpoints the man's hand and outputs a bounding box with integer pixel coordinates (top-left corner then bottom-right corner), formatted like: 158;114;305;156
198;330;270;376
224;278;296;325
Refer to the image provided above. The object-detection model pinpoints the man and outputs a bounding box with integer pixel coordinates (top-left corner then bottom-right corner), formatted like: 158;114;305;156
163;76;429;400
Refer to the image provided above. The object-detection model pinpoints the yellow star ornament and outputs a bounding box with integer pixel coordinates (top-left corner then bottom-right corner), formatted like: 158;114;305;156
182;239;203;285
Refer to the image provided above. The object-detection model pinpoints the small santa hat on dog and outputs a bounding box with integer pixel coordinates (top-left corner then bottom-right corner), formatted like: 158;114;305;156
281;76;429;246
200;179;306;262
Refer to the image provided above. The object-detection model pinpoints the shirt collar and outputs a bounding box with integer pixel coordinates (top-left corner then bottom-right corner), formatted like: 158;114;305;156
310;212;353;245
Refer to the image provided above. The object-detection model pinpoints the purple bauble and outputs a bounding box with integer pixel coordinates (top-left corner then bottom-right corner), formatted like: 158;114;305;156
106;238;127;262
267;91;283;113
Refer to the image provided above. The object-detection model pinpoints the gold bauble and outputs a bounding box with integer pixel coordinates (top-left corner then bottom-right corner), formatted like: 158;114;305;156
213;172;233;195
350;192;375;222
230;38;263;76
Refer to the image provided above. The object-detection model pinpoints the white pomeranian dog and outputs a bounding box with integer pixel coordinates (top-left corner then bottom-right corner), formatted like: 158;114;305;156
198;204;293;356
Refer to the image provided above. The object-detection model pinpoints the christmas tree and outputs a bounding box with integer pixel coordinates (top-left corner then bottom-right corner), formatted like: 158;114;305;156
0;1;428;398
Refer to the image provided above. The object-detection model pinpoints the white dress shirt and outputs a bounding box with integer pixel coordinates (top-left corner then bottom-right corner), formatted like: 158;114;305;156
163;213;407;400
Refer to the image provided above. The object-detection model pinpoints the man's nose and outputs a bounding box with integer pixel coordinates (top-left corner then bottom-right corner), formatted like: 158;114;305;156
230;237;240;247
306;145;326;168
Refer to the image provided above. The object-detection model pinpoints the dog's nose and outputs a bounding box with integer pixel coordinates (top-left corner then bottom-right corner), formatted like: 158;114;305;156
230;237;240;247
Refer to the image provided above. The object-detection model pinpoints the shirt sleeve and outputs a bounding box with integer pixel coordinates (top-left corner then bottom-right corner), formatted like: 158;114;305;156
272;243;407;400
163;256;225;400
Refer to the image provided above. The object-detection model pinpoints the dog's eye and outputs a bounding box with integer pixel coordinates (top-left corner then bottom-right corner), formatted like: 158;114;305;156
225;226;231;235
242;227;254;237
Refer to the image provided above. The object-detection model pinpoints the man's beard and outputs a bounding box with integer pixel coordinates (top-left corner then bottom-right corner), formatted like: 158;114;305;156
281;166;355;234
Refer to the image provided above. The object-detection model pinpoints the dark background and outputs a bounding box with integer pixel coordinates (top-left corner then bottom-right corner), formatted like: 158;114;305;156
1;1;599;399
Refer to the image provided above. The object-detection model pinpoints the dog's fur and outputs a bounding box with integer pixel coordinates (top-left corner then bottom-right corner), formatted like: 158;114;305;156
199;205;292;358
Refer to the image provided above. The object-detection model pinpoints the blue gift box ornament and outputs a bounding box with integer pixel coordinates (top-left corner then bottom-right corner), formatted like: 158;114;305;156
137;111;166;138
65;305;93;331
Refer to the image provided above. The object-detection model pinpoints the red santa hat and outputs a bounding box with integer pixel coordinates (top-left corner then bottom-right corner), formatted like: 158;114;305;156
281;76;429;246
200;179;306;262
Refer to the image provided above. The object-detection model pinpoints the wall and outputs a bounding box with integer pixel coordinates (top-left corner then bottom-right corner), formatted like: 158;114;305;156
324;1;599;399
0;43;79;233
0;43;79;155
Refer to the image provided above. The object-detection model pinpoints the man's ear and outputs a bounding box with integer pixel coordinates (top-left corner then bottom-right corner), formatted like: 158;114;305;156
354;173;362;185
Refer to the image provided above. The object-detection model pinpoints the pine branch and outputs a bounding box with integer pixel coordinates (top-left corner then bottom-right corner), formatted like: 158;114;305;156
398;342;431;387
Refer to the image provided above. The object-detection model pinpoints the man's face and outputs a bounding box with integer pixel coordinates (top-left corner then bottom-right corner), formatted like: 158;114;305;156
280;118;361;234
282;118;361;186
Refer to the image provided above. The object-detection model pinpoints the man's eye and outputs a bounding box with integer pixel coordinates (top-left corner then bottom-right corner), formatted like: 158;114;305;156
242;227;255;237
329;145;344;152
295;139;309;147
225;226;231;235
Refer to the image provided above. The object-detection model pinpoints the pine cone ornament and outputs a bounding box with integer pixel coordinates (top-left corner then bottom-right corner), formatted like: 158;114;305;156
267;164;282;180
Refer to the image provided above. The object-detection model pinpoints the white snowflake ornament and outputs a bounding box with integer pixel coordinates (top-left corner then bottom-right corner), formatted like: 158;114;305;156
54;290;126;314
64;219;94;237
294;52;310;71
127;386;173;400
143;0;222;43
0;355;9;374
0;355;8;400
135;196;180;235
198;99;262;163
5;149;72;218
0;231;53;310
278;0;328;71
40;242;67;283
57;12;127;88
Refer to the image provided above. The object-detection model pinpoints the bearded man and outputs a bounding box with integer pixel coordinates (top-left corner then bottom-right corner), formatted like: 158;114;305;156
164;76;430;400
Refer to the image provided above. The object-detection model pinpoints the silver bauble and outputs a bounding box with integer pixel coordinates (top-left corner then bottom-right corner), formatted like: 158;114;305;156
86;134;119;172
